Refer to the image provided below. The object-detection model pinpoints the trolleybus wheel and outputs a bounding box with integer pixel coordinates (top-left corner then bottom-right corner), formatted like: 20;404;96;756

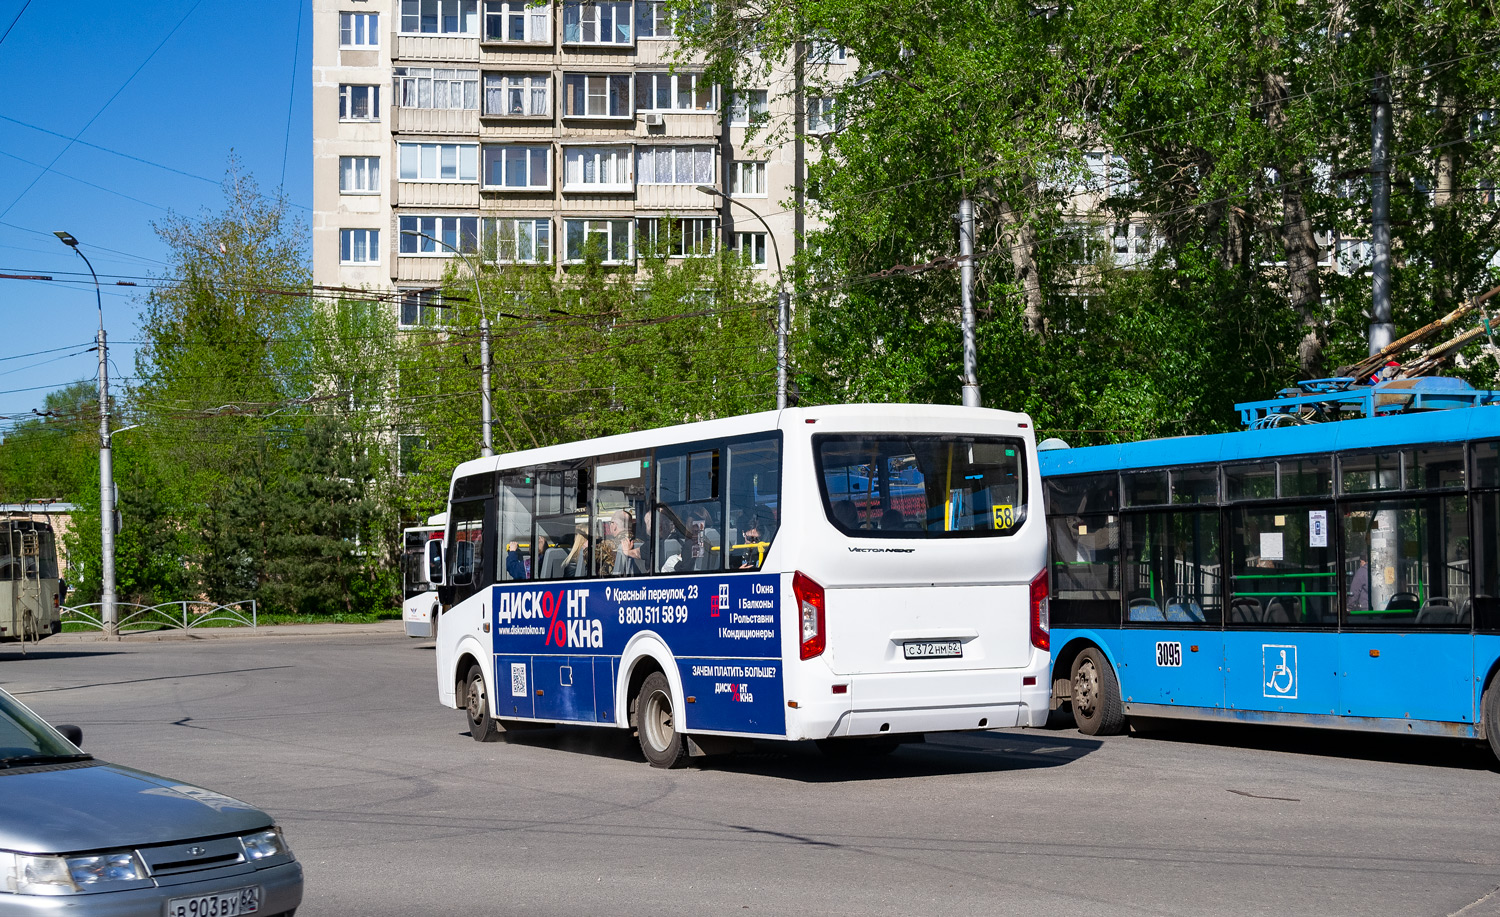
1071;647;1127;736
635;672;688;768
466;665;501;743
1485;679;1500;765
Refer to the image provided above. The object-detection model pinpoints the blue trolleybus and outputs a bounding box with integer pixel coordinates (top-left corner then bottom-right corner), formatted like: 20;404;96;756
1040;376;1500;760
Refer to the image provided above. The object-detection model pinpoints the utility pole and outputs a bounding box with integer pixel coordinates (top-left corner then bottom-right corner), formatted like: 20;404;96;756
1369;73;1394;356
54;231;117;638
958;197;981;407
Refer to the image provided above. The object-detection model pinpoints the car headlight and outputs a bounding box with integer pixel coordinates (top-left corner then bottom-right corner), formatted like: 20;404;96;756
2;850;147;894
241;827;292;862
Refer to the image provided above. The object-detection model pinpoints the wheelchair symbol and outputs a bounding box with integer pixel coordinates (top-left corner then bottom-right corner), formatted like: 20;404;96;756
1262;645;1298;699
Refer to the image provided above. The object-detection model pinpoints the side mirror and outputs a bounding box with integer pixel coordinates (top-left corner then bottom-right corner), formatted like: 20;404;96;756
426;539;445;586
56;724;83;748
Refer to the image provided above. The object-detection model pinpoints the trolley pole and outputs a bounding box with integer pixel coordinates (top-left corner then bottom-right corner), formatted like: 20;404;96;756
1369;73;1394;356
55;231;117;638
958;197;982;407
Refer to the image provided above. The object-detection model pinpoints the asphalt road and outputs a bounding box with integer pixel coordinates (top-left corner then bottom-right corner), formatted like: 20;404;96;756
3;629;1499;917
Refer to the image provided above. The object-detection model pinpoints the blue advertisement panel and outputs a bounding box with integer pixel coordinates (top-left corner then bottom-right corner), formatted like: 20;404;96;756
489;574;785;736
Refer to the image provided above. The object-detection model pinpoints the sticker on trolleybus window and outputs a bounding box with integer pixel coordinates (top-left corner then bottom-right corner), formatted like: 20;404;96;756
1262;644;1298;699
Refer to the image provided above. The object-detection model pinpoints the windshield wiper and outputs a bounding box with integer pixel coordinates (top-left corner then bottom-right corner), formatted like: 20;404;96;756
0;753;93;768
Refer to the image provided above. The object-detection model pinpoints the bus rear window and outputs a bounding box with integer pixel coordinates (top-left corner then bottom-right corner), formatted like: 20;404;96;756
815;434;1027;537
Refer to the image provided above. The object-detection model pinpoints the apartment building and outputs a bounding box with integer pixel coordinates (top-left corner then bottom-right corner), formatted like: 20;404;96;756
312;0;832;326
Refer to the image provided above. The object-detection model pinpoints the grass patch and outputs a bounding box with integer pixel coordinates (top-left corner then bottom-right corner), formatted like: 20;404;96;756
60;609;402;632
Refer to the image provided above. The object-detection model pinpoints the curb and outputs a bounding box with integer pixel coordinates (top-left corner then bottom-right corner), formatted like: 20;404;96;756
38;620;409;644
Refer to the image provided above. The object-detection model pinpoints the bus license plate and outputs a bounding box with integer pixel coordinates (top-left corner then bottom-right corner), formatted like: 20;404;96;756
166;886;260;917
904;641;962;659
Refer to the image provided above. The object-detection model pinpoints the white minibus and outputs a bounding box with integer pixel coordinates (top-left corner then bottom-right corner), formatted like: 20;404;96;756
421;404;1051;767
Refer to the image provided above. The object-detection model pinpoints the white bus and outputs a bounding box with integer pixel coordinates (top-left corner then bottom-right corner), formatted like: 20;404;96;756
420;404;1050;767
401;513;446;638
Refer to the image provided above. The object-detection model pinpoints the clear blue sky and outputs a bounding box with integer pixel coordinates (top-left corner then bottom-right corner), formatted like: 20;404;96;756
0;0;310;429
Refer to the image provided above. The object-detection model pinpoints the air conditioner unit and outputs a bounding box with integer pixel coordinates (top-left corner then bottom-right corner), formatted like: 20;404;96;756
642;112;664;126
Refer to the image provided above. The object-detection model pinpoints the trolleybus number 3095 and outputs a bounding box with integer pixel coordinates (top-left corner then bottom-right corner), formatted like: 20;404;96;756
1156;641;1182;667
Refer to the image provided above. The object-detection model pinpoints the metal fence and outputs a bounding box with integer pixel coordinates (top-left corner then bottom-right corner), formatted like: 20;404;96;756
62;601;258;633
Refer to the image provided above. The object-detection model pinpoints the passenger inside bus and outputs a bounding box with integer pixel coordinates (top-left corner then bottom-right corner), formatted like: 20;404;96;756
609;510;644;576
562;525;589;578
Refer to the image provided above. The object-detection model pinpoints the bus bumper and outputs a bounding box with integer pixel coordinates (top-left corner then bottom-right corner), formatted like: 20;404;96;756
797;667;1051;739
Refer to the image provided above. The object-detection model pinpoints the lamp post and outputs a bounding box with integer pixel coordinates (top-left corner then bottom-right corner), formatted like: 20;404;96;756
400;228;492;458
53;230;117;639
697;185;789;410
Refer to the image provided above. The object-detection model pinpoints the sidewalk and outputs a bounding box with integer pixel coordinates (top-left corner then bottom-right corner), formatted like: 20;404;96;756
44;619;409;643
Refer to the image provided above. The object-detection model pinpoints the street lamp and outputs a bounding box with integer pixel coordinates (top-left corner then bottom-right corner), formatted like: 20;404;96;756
53;230;118;639
697;185;789;410
400;228;493;457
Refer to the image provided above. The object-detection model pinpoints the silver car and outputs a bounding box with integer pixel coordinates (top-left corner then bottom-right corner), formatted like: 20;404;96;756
0;687;302;916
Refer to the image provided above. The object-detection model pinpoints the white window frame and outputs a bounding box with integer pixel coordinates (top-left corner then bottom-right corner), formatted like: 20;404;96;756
564;218;633;264
562;145;634;192
483;72;550;117
339;84;381;121
340;228;381;264
562;73;633;119
811;40;847;64
636;72;717;112
395;67;480;110
730;160;767;197
636;146;715;185
634;0;673;39
734;231;768;268
729;89;768;126
339;156;381;194
400;0;479;34
399;289;447;328
398;143;480;182
482;144;551;190
562;0;633;44
483;0;551;42
399;215;481;256
639;216;717;258
340;12;380;47
807;95;837;133
483;217;552;264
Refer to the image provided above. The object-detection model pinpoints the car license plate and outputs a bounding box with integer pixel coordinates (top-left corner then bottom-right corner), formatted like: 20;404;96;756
166;886;260;917
903;640;962;659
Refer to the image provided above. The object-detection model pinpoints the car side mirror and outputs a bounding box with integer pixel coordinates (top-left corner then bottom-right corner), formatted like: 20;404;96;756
426;539;445;586
56;724;83;747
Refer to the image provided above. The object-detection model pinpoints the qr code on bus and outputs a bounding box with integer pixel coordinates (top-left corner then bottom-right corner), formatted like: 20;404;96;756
510;663;527;697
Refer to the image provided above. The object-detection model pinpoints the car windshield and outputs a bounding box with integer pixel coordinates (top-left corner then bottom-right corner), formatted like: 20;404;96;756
0;689;87;764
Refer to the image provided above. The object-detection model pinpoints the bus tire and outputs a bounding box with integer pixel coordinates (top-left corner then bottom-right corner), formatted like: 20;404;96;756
1071;647;1126;736
635;672;688;768
1485;679;1500;765
465;665;501;743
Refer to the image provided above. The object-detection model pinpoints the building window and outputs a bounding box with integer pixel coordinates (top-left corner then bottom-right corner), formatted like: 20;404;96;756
483;73;549;116
400;0;479;34
562;0;632;44
339;156;381;194
564;219;632;263
483;217;551;263
810;40;846;63
483;0;551;41
563;146;633;190
639;217;716;257
731;161;766;196
399;289;446;327
730;89;768;126
636;146;714;185
483;145;550;189
399;216;480;255
734;231;767;267
398;143;479;182
636;72;716;112
340;12;379;46
340;229;380;264
339;85;381;120
635;0;672;37
396;67;479;110
807;95;837;133
562;74;632;118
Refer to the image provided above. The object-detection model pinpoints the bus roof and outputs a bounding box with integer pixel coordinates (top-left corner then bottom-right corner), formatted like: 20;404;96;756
449;403;1034;484
1041;401;1500;477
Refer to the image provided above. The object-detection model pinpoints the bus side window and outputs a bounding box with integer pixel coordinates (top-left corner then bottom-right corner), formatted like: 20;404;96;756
656;451;722;573
593;455;651;577
500;473;536;581
726;438;780;570
448;499;492;601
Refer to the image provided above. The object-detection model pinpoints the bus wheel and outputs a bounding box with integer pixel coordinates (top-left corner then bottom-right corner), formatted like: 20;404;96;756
1071;648;1126;736
1485;680;1500;765
466;665;501;743
635;672;688;768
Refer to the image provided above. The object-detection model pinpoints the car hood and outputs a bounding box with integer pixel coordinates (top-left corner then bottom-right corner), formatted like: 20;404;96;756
0;762;273;853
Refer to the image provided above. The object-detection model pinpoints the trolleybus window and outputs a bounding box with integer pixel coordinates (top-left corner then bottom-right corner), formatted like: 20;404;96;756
1122;471;1167;507
1474;490;1500;632
815;434;1027;536
1474;440;1500;488
1049;511;1121;627
1170;467;1219;505
1340;495;1470;628
1228;504;1337;626
1045;472;1117;516
1280;456;1332;498
1123;510;1222;624
1225;462;1277;501
1340;451;1403;494
1408;446;1465;490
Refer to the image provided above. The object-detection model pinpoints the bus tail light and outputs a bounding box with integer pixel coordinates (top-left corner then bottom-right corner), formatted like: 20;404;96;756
1029;569;1050;652
793;571;825;660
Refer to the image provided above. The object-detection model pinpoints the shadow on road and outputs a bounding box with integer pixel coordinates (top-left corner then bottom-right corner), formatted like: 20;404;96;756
1123;717;1499;771
0;650;128;662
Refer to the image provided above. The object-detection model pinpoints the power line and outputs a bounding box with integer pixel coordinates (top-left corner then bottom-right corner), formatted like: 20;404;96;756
0;0;32;48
